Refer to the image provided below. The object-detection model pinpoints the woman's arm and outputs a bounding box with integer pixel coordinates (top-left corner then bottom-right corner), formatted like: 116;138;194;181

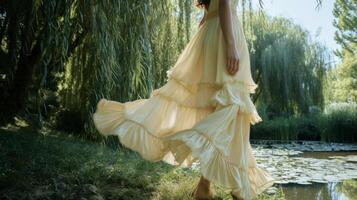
218;0;240;75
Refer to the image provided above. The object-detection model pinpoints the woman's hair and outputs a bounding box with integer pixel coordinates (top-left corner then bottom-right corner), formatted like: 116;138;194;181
196;0;211;10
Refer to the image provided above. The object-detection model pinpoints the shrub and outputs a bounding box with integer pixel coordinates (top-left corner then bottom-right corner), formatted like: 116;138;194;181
251;102;357;143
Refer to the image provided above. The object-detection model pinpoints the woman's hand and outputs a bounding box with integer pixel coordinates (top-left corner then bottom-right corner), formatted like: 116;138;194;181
226;44;240;75
218;0;240;76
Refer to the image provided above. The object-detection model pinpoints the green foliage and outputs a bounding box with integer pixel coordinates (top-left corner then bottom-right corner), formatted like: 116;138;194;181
0;0;87;120
333;0;357;57
251;115;321;141
0;0;197;133
325;0;357;117
252;102;357;143
244;12;329;116
319;102;357;142
325;52;357;103
336;179;357;200
54;108;84;136
56;0;197;139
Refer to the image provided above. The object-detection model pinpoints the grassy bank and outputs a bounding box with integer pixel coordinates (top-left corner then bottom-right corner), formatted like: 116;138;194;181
0;126;284;200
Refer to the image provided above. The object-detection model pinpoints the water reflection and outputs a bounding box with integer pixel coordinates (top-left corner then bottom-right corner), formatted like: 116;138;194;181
193;142;357;199
336;180;357;200
299;151;357;160
251;145;357;200
253;147;357;185
281;180;356;200
254;147;357;200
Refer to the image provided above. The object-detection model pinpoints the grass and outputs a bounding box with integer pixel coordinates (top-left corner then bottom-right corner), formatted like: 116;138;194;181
0;125;285;200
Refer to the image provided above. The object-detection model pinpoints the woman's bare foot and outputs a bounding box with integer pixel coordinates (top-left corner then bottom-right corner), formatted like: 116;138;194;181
230;191;244;200
191;176;213;199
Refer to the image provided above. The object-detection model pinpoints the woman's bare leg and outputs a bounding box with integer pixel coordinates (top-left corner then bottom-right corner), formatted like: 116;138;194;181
193;175;212;199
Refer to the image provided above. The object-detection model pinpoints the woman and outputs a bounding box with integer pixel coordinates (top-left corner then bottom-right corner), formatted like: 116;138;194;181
93;0;275;199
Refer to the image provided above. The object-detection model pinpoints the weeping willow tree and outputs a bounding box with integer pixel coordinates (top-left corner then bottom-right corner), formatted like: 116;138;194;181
0;0;88;123
243;12;330;117
57;0;197;138
0;0;195;131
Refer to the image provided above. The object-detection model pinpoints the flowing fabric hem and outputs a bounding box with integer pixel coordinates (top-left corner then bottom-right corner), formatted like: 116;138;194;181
93;97;274;199
93;97;202;166
167;122;275;200
92;78;271;199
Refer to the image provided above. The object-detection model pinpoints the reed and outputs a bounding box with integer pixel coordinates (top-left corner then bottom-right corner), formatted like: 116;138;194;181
251;102;357;143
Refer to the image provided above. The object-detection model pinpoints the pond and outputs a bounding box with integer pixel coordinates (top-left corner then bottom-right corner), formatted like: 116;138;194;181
188;140;357;199
280;181;356;200
251;141;357;200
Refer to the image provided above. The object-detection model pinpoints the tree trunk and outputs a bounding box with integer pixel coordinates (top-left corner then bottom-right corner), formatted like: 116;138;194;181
3;2;39;117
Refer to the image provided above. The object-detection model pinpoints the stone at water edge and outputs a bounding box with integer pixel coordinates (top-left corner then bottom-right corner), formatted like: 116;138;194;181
265;186;278;195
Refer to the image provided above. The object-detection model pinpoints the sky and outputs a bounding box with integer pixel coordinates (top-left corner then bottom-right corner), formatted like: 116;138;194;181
251;0;339;62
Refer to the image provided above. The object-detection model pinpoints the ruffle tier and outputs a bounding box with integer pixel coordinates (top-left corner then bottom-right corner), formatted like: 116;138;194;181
92;76;274;199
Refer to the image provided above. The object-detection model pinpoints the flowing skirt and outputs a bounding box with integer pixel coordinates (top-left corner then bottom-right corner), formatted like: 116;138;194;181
93;12;275;199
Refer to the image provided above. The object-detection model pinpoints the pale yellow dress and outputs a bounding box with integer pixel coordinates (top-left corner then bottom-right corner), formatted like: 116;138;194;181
93;0;275;199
